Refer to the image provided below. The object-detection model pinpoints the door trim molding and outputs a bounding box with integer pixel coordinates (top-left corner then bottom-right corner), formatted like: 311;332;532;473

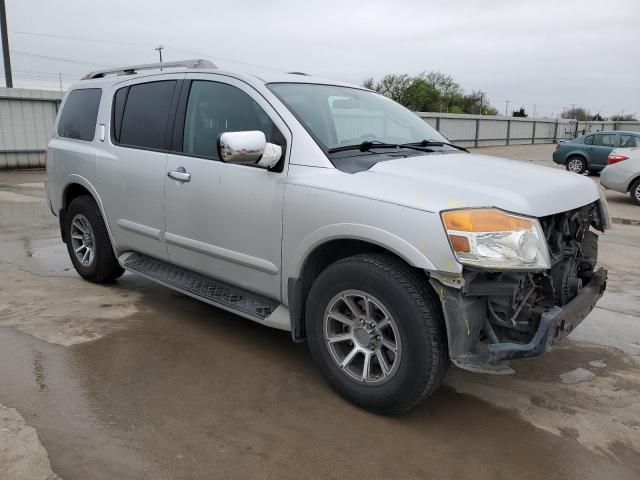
164;232;279;275
117;219;163;240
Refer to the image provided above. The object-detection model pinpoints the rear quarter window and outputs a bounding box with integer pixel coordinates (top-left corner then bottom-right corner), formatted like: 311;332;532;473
57;88;102;141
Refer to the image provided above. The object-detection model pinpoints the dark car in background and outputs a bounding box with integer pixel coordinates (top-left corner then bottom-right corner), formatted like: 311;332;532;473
553;130;640;174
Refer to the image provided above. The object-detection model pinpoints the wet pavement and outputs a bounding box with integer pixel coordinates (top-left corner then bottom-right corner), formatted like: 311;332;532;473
1;165;640;479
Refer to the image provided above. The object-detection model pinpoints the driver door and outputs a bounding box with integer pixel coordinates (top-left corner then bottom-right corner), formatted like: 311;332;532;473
163;76;290;300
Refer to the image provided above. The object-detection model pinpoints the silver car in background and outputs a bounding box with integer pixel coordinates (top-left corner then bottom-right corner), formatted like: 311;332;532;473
46;59;610;414
601;147;640;205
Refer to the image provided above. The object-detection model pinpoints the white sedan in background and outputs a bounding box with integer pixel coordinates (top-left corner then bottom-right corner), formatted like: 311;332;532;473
601;147;640;205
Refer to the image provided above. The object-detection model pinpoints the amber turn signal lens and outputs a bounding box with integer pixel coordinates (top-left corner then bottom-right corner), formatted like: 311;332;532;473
449;234;470;252
442;209;532;232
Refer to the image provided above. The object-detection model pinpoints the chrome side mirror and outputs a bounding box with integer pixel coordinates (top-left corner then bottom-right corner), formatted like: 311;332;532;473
218;131;282;168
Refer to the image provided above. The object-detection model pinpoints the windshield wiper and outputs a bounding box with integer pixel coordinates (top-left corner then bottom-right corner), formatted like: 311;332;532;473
328;141;434;154
402;140;469;152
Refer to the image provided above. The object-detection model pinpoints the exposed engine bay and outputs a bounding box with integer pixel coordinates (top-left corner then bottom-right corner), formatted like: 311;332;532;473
430;201;608;374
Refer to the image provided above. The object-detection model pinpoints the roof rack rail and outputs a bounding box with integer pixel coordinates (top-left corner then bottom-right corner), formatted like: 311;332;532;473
81;59;216;80
287;71;309;76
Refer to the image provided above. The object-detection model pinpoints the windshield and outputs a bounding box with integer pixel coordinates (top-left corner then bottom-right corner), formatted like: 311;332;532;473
268;83;448;152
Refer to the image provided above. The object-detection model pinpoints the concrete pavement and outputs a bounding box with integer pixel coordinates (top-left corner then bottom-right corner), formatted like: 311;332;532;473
1;160;639;479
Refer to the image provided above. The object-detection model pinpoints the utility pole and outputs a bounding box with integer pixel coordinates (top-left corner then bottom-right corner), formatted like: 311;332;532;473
505;100;510;116
533;104;537;118
58;72;63;92
479;93;483;115
0;0;13;88
155;45;164;67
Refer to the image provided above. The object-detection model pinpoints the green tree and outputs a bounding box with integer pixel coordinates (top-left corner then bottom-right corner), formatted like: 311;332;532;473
561;107;589;121
512;107;528;117
610;114;638;121
362;72;497;115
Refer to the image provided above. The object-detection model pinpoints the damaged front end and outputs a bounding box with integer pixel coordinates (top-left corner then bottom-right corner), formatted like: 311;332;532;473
430;201;608;374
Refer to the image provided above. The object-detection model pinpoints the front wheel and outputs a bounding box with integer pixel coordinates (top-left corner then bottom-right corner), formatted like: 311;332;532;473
566;156;587;174
305;254;449;415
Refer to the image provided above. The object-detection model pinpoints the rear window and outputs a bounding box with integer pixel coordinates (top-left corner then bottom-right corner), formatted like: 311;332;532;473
115;81;177;150
57;88;102;141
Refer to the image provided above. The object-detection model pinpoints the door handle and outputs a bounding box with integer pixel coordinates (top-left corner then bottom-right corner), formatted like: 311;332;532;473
168;168;191;182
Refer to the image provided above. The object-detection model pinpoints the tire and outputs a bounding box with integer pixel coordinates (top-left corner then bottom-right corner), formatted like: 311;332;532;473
305;253;449;415
65;195;124;283
630;178;640;206
566;156;587;174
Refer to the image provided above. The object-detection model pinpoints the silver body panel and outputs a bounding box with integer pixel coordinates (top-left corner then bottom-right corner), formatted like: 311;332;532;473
600;148;640;193
47;67;603;332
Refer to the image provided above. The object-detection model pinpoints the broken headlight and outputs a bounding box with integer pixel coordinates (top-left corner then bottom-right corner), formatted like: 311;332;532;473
441;208;551;270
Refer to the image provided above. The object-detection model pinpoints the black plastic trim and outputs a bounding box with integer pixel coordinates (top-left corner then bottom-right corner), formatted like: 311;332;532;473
288;277;306;342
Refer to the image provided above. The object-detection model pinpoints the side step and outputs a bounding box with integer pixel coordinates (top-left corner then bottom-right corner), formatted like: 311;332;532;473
121;252;288;329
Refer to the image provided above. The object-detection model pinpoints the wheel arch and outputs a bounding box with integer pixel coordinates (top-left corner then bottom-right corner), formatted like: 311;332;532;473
566;151;588;164
287;228;439;341
626;173;640;193
59;175;116;251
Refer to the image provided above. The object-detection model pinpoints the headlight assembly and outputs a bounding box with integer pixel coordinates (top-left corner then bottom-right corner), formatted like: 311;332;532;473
442;208;551;270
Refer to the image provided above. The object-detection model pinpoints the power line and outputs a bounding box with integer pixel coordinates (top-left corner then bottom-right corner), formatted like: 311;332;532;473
10;29;296;73
1;70;78;80
10;30;155;48
10;50;113;67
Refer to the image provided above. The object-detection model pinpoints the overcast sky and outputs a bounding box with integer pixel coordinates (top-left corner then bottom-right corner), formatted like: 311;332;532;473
3;0;639;118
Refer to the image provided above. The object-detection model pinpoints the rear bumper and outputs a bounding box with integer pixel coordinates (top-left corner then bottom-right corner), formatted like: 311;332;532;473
488;268;607;362
552;150;564;164
600;166;632;193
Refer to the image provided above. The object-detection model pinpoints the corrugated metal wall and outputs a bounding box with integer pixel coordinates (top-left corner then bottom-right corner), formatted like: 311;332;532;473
0;87;62;169
415;112;640;147
1;86;639;169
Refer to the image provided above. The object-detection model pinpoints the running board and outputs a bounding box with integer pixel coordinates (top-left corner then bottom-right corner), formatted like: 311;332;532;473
119;252;289;331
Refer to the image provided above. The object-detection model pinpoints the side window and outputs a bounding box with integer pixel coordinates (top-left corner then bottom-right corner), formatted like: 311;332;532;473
594;134;615;147
57;88;102;141
620;134;638;148
584;135;593;145
182;81;281;159
115;80;177;150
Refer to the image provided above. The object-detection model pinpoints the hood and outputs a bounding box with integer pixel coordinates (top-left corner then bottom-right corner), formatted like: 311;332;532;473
359;153;601;217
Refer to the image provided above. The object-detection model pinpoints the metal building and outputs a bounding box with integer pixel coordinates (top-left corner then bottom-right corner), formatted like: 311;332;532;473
0;87;62;169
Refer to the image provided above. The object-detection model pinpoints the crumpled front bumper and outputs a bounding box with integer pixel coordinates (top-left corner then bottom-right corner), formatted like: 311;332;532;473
430;268;607;373
487;268;607;363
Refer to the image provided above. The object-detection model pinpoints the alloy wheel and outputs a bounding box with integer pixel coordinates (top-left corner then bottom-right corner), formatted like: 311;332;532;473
70;213;96;266
567;158;584;173
323;290;402;385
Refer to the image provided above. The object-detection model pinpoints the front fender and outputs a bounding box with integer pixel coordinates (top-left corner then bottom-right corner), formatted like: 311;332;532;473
291;223;440;280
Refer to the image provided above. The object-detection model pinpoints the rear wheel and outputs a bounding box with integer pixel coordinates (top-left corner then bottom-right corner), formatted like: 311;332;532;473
305;253;449;415
566;156;587;174
65;195;124;283
630;178;640;206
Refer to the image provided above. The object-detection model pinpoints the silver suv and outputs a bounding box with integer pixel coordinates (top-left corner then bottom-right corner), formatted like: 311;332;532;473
46;59;610;414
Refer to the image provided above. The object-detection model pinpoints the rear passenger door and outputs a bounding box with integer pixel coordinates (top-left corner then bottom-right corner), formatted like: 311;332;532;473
589;133;618;168
163;75;290;300
98;75;183;260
